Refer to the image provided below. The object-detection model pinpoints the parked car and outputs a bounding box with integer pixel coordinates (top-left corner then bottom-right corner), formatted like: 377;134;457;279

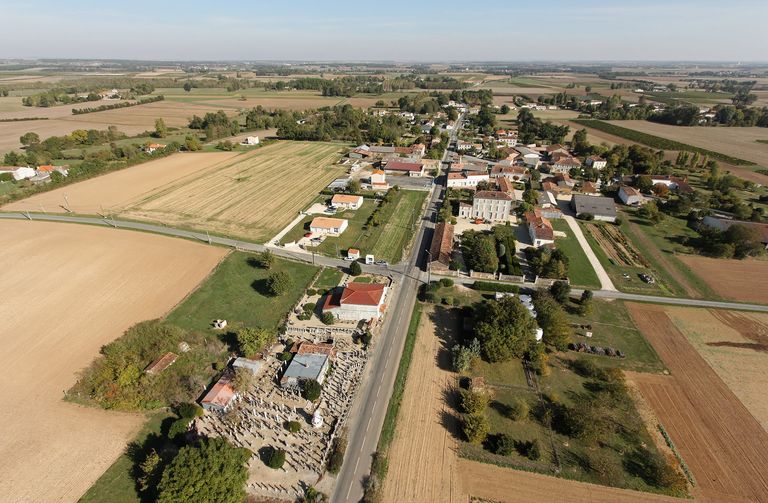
376;260;388;266
639;273;655;284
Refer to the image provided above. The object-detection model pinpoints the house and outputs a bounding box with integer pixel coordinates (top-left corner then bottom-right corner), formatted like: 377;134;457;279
522;153;540;168
490;165;529;183
323;282;388;321
581;181;599;195
429;222;454;270
37;165;69;177
232;357;263;375
143;143;166;154
369;169;389;191
349;147;373;160
331;194;363;210
446;172;489;189
242;136;260;145
538;190;558;208
0;166;35;181
701;215;768;249
526;212;555;247
456;140;473;151
619;185;645;206
496;177;514;194
571;195;617;222
347;248;361;260
309;217;349;236
585;155;607;170
458;201;472;218
280;353;330;387
384;160;425;177
546;144;570;157
648;175;695;194
531;205;562;220
550;154;581;174
466;191;515;222
200;372;237;412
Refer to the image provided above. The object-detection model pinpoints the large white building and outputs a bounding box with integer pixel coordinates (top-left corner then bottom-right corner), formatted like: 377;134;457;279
322;283;388;321
458;190;515;221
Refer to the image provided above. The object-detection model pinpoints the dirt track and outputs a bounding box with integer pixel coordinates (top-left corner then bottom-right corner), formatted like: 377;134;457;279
0;220;227;502
677;255;768;304
627;303;768;503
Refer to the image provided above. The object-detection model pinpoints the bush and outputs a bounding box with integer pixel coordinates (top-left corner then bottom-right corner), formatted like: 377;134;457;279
361;330;373;346
266;447;286;469
302;380;322;401
266;271;293;296
441;296;453;305
303;302;316;314
587;451;621;484
515;439;541;460
177;402;203;419
462;414;489;444
285;420;301;433
327;437;346;474
439;278;454;287
488;433;514;455
472;281;519;293
577;212;595;221
307;288;317;296
321;312;335;325
570;357;601;378
423;291;438;303
168;417;191;440
508;398;530;421
350;261;362;276
277;350;292;362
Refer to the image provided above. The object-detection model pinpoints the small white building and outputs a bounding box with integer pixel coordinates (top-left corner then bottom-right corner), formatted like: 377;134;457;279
619;185;645;206
0;166;36;181
331;194;364;210
242;136;260;145
585;156;607;170
309;217;349;236
446;172;489;189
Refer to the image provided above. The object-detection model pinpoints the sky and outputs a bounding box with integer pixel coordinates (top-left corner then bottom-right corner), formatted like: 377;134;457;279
1;0;766;62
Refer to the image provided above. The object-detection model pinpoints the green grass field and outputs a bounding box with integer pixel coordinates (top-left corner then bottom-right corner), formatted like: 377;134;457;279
551;220;600;289
313;267;343;290
78;411;173;503
165;252;317;333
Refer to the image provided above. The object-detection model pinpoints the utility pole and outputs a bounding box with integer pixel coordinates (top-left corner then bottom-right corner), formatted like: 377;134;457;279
63;194;71;213
312;249;315;265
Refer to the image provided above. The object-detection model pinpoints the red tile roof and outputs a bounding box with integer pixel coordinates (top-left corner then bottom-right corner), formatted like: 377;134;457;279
324;283;386;309
525;212;554;241
201;373;236;409
385;161;423;172
429;222;454;265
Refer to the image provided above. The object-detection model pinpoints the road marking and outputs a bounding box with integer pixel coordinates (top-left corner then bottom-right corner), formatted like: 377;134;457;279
366;416;372;432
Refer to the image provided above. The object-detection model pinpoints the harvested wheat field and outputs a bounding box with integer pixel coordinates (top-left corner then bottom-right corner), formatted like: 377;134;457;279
120;141;346;242
0;220;227;503
677;255;768;304
663;307;768;432
627;303;768;503
382;305;682;503
608;120;768;167
3;152;239;214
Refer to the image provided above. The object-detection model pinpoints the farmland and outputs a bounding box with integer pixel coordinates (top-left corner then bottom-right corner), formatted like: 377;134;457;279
626;303;768;503
117;141;346;242
0;220;227;503
3;151;239;213
676;255;768;304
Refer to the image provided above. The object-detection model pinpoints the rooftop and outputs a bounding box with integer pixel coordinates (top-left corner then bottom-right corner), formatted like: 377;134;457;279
331;194;363;204
475;190;513;201
283;353;329;382
384;160;423;172
324;282;386;308
310;216;347;229
572;194;617;218
429;222;454;265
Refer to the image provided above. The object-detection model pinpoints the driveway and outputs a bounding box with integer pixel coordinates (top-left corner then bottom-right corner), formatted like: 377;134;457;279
562;215;617;291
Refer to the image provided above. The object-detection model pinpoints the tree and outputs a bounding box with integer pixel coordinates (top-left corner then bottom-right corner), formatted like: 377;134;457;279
458;389;489;415
639;200;664;223
266;447;286;469
232;368;255;392
474;296;538;362
183;82;193;92
533;291;573;351
489;433;514;455
321;311;335;325
257;250;275;269
346;179;361;193
236;327;273;358
349;261;362;276
462;414;489;444
137;449;162;493
184;136;201;151
652;183;670;197
549;281;571;304
508;398;530;421
157;437;249;503
578;289;593;316
20;132;40;146
500;104;510;114
302;380;322;401
465;234;499;273
266;271;292;296
154;118;167;138
725;224;765;258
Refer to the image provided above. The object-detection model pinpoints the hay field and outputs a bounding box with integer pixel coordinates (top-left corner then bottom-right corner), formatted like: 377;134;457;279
0;220;227;503
121;141;346;242
3;152;239;214
664;307;768;431
676;255;768;304
627;303;768;502
607;120;768;167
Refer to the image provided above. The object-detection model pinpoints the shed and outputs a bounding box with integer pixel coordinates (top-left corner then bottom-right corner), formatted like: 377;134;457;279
280;353;330;387
232;357;263;375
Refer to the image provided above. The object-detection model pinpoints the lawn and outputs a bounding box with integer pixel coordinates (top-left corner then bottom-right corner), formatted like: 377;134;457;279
283;189;427;264
313;267;343;290
165;252;318;334
551;220;600;289
563;299;665;373
78;411;173;503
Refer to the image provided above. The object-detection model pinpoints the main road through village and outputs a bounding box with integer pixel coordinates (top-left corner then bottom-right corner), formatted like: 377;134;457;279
3;114;768;501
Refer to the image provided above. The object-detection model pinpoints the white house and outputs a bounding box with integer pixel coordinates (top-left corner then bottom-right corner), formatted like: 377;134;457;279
242;136;260;145
618;185;645;206
465;191;515;222
323;282;388;321
456;140;473;151
309;217;349;236
446;172;489;189
331;194;364;210
585;155;607;170
526;212;555;248
143;143;166;154
0;166;35;181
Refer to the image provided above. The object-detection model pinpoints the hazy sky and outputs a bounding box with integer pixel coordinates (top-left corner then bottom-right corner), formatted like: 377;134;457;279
2;0;766;62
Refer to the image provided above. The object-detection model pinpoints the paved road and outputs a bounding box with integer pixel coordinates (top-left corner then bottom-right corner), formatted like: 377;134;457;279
562;215;617;291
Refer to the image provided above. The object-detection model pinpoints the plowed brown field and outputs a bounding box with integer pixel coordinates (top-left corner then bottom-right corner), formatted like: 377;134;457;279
0;220;227;503
627;303;768;503
676;255;768;304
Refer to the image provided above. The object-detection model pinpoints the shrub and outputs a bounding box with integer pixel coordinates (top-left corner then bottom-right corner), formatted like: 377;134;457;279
515;439;541;460
285;420;301;433
327;437;346;474
587;451;621;484
488;433;514;455
570;357;600;378
452;298;461;307
266;447;286;469
508;398;530;421
350;261;362;276
266;271;293;296
439;278;454;287
303;302;316;313
423;291;438;303
577;212;595;221
277;351;293;362
168;417;190;440
321;312;335;325
462;414;489;444
441;296;453;305
472;281;519;293
302;380;322;401
177;402;203;419
307;288;317;296
361;330;373;346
